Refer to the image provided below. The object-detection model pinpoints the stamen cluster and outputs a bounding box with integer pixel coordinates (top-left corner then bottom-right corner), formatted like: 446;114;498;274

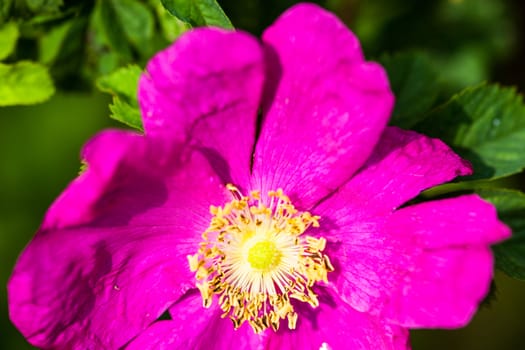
188;185;334;333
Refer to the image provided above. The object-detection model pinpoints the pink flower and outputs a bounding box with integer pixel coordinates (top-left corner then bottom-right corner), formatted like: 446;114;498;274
8;3;510;350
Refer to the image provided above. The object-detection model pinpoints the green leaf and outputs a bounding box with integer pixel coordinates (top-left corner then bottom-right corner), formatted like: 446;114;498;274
379;52;440;129
0;61;55;106
0;0;13;23
25;0;63;12
477;189;525;280
109;97;143;131
96;52;121;76
151;0;190;42
0;22;19;60
97;64;141;102
95;0;160;62
40;17;90;88
160;0;233;29
96;0;132;59
96;65;143;131
111;0;155;54
414;84;525;180
38;19;72;64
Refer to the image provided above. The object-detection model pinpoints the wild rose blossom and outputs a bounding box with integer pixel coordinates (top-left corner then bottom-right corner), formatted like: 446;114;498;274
8;3;510;349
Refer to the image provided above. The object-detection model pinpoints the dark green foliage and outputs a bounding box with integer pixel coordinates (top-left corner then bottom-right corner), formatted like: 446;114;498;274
160;0;233;28
415;84;525;181
479;189;525;280
380;52;440;128
0;0;205;105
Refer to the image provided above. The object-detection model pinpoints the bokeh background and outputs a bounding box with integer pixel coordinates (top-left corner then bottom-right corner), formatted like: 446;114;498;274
2;0;525;348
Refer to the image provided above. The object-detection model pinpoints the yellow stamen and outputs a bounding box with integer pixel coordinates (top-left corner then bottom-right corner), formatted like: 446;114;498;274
188;185;333;333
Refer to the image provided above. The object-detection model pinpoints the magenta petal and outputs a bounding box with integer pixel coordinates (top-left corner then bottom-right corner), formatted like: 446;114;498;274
382;195;511;328
265;291;410;350
42;130;143;229
316;127;472;219
317;195;508;323
126;293;264;349
385;246;494;328
125;321;192;350
310;128;474;315
139;28;264;187
252;3;393;208
8;131;230;349
385;194;510;248
318;219;404;315
43;129;228;230
9;226;191;349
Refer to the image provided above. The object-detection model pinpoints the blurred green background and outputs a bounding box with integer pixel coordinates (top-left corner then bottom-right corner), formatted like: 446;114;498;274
2;0;525;348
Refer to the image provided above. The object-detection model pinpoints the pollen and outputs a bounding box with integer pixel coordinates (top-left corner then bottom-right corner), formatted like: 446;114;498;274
188;184;334;334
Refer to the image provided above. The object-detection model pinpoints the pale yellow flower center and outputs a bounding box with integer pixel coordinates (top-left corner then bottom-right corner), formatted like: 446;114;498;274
247;241;282;271
188;184;333;333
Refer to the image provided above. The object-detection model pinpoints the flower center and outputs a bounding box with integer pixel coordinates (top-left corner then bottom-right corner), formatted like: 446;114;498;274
247;241;281;271
188;184;334;334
